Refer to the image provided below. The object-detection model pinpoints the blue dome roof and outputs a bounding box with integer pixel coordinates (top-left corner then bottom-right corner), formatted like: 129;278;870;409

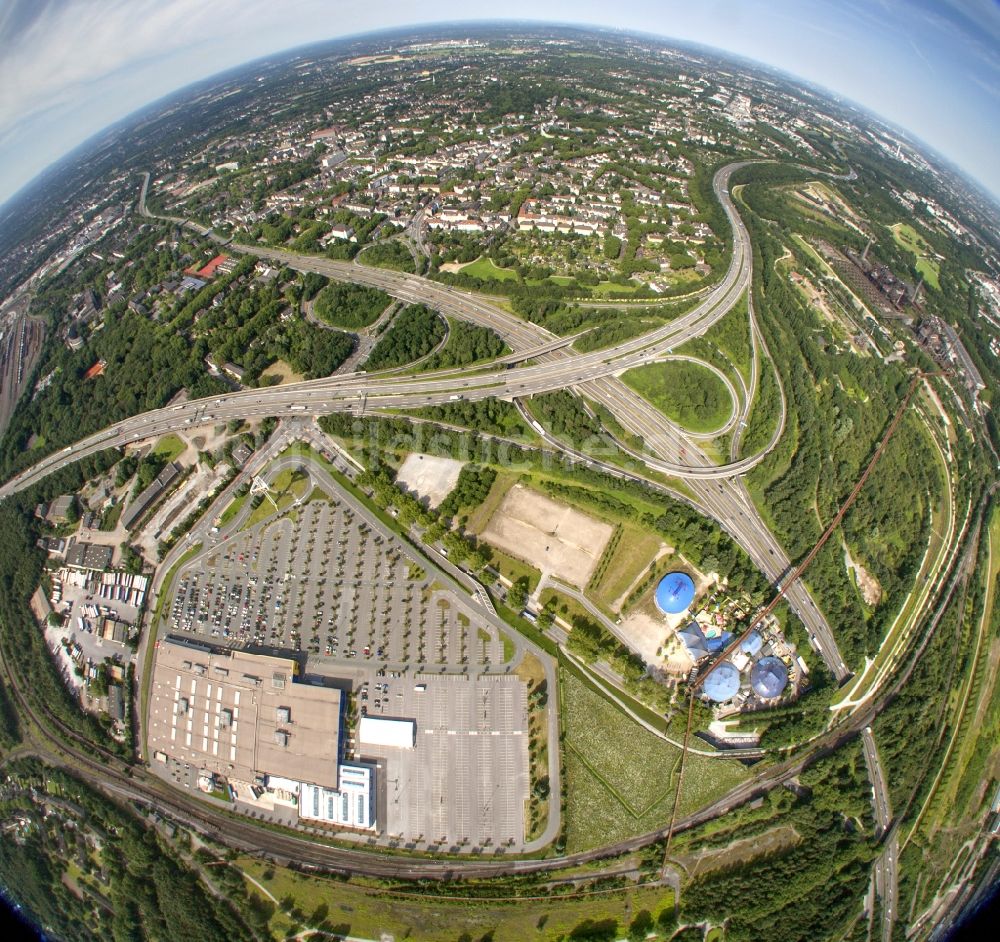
750;657;788;699
703;661;741;702
655;572;695;614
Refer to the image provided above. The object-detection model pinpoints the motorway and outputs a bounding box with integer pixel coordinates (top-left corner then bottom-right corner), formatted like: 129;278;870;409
36;163;841;681
862;727;898;941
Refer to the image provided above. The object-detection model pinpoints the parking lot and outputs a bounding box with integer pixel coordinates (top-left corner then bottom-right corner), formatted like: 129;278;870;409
51;567;143;666
156;443;533;848
164;490;509;670
354;669;529;850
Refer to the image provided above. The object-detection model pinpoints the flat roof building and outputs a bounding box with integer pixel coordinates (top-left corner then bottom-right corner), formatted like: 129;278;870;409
299;762;376;831
65;539;114;571
147;638;342;789
358;715;416;749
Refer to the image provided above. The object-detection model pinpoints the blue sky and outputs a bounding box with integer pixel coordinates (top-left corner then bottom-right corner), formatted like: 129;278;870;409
0;0;998;205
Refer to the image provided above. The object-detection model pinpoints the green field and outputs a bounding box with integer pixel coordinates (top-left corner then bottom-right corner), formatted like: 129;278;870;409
149;433;185;463
891;222;940;290
487;545;543;592
623;360;734;434
217;490;249;528
561;670;747;852
236;855;677;942
588;525;663;610
590;279;641;295
242;467;310;528
460;255;519;281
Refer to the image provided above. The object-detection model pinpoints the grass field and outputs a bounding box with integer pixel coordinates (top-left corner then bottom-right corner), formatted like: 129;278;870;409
589;525;663;611
149;433;185;463
242;467;310;529
487;545;543;592
590;279;641;295
235;855;676;942
623;360;733;434
561;670;747;852
891;222;940;290
460;255;519;281
217;491;249;528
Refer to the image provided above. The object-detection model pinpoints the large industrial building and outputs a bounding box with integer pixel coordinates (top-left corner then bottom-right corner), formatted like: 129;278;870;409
147;637;377;831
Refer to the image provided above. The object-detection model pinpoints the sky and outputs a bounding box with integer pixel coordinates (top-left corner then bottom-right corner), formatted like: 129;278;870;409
0;0;998;206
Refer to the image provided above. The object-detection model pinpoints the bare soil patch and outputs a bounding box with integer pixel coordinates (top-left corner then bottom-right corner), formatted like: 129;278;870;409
480;484;613;587
396;453;465;509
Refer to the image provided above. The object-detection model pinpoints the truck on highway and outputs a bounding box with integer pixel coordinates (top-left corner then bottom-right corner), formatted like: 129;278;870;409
288;404;307;411
530;420;545;435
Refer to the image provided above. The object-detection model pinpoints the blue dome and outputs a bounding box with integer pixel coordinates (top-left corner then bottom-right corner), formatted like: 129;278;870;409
655;572;696;614
751;656;789;699
703;661;741;702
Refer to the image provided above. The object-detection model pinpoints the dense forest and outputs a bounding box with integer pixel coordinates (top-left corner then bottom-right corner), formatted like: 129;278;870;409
421;321;507;369
364;305;446;370
0;759;264;942
736;165;948;665
312;280;392;329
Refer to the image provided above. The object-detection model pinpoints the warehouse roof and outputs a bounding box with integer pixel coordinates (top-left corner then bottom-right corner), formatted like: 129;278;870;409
147;638;342;788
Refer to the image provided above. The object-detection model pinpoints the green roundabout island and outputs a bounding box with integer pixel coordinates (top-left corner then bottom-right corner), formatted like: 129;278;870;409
623;358;738;436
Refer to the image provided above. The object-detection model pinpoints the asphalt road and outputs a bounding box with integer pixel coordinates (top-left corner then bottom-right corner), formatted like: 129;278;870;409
0;162;846;682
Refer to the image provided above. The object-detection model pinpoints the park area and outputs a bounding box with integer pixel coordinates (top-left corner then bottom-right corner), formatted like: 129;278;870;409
458;255;519;281
623;359;734;434
891;222;940;289
480;483;614;587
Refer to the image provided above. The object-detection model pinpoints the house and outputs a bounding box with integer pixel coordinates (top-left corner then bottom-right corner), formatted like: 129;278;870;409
327;224;357;242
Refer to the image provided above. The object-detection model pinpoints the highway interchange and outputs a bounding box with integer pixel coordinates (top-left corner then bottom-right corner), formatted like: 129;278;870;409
2;163;849;682
1;161;983;926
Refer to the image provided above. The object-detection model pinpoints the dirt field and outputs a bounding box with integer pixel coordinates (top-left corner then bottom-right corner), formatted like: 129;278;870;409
618;610;672;667
260;359;305;385
481;484;613;587
396;453;465;509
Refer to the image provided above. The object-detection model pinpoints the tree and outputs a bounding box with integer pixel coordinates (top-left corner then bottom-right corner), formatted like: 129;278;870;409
507;578;529;611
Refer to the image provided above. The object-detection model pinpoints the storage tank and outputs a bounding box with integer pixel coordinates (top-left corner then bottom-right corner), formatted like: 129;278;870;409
703;661;741;702
654;572;696;614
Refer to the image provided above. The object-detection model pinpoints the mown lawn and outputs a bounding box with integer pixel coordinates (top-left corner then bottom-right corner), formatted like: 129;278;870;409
460;255;519;281
589;525;663;610
242;467;310;529
149;433;185;463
